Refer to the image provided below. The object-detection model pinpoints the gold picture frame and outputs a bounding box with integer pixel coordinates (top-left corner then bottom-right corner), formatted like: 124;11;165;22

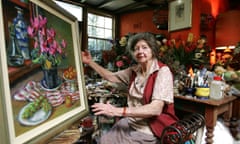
169;0;192;32
0;0;89;143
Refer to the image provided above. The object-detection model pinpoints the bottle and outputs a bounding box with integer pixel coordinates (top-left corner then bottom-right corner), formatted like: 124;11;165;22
209;76;224;100
65;95;72;107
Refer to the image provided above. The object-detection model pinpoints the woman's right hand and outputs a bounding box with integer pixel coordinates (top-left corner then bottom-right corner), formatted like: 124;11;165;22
81;50;118;82
81;51;92;64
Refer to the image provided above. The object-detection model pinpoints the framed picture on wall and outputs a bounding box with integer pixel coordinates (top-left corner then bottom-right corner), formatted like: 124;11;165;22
169;0;192;31
0;0;88;143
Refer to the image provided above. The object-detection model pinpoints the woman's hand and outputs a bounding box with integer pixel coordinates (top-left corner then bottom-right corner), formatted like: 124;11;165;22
81;51;92;65
91;102;121;117
81;50;120;82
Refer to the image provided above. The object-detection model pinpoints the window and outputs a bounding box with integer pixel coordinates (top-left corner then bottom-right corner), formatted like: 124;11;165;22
54;0;83;21
87;13;113;63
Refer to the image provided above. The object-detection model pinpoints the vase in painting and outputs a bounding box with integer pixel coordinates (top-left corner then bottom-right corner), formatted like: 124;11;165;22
13;6;30;60
7;25;24;66
41;68;62;90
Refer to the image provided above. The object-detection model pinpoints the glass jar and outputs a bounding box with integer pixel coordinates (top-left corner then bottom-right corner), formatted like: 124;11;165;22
209;76;225;100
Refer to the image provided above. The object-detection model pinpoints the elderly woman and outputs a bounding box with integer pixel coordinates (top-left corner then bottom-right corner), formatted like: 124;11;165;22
81;32;178;144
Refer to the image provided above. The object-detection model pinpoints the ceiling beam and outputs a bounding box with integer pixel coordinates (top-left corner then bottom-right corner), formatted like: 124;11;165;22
114;0;153;14
97;0;117;8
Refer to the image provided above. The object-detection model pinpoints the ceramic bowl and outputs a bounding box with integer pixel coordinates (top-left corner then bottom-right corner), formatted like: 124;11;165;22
195;87;210;97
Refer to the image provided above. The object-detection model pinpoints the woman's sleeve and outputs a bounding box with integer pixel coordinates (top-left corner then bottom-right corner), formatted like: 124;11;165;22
113;68;132;85
152;66;174;103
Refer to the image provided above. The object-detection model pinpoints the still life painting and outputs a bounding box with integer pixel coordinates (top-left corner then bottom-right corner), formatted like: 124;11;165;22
0;0;88;143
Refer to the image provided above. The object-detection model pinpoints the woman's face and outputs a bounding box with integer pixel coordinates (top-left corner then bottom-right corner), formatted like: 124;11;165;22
133;40;153;63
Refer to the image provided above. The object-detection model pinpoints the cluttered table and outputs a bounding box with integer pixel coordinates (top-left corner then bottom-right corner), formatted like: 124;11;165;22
174;95;237;144
85;78;238;144
46;76;238;144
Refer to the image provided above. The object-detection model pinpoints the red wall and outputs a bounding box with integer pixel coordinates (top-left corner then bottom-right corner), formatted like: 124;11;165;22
119;0;230;49
216;10;240;47
200;0;229;48
119;10;169;37
119;0;203;43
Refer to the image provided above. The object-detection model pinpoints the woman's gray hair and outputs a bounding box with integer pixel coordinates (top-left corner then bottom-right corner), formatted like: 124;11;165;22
126;32;160;59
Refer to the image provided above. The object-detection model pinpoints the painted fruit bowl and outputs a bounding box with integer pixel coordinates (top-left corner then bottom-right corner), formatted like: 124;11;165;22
63;66;77;81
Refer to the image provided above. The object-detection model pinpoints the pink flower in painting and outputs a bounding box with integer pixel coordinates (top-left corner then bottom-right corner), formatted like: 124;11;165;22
38;15;47;28
27;26;35;37
28;15;67;69
61;39;67;48
47;28;56;38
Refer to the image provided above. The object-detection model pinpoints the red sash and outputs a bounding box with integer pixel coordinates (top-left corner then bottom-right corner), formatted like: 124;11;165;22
129;62;178;137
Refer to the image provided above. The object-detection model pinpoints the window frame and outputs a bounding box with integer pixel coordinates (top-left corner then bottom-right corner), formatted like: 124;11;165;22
86;9;116;64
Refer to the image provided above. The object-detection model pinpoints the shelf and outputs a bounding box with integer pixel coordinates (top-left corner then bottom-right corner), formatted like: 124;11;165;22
8;60;40;84
9;0;28;8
